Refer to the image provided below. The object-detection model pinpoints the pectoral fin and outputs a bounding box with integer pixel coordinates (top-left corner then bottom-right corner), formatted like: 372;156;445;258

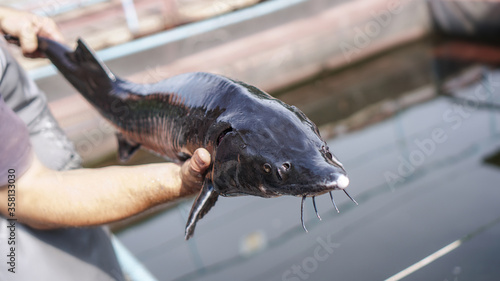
117;133;140;162
185;179;219;240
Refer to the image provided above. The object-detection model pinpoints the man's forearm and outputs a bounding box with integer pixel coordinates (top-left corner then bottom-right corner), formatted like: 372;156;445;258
1;156;189;228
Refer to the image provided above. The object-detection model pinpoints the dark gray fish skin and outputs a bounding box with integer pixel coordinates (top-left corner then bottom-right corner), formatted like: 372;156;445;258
34;37;350;240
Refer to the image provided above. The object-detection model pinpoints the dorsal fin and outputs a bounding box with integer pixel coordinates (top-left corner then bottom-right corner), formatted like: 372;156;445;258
72;38;116;82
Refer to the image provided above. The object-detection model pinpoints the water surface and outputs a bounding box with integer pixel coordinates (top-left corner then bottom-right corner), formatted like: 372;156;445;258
116;39;500;281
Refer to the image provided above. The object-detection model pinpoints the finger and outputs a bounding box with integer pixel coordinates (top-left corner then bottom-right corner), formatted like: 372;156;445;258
38;17;64;43
180;149;211;189
18;21;39;54
190;148;211;175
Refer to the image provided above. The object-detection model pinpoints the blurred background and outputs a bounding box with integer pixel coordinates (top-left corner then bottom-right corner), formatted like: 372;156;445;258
3;0;500;280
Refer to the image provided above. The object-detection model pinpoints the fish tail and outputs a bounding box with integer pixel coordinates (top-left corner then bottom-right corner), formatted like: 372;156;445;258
37;37;117;104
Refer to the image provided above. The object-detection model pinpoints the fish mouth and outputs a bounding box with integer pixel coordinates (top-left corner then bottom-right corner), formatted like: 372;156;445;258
297;173;350;197
299;174;357;233
311;173;350;195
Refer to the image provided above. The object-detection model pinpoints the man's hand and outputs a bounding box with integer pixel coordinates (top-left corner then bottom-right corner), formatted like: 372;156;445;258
0;7;64;56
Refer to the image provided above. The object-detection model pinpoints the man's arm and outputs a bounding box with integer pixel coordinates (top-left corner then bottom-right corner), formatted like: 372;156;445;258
0;148;211;229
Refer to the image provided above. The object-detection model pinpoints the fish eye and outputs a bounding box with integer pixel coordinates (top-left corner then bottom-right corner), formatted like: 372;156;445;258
263;163;272;173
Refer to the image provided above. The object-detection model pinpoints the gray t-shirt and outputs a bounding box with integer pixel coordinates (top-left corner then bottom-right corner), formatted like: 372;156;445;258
0;95;32;186
0;38;124;281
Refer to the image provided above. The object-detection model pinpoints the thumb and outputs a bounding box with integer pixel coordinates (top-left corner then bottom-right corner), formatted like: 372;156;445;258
189;148;211;176
181;148;211;182
180;148;211;195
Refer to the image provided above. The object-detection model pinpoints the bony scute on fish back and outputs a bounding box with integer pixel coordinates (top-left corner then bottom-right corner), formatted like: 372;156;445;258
23;35;356;240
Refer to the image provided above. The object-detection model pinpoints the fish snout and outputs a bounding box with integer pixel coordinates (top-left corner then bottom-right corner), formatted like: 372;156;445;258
323;173;349;191
335;174;350;190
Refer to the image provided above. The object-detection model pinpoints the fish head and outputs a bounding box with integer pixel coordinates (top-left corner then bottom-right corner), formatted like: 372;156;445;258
211;103;349;198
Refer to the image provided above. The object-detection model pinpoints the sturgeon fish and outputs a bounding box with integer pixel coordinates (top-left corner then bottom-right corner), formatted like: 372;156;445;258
9;36;356;239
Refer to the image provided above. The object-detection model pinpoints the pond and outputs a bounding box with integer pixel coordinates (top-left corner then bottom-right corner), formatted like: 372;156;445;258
115;38;500;281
